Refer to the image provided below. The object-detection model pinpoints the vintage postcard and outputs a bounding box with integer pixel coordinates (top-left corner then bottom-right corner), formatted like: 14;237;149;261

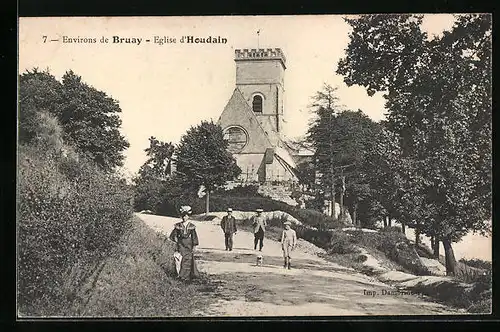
17;15;492;318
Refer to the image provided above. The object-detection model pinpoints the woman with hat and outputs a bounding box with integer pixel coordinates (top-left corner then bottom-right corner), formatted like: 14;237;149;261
281;220;297;269
251;208;267;251
168;205;200;280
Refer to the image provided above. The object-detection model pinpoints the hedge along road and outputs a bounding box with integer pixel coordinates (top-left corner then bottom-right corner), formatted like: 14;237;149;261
136;212;462;316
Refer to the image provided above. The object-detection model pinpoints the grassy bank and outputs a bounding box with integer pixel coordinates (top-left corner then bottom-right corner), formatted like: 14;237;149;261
18;140;134;316
71;216;214;317
236;217;412;273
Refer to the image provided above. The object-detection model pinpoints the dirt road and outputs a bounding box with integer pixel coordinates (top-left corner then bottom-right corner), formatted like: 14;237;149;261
137;213;462;316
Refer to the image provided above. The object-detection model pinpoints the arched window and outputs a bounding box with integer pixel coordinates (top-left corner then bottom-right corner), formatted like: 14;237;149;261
252;95;263;113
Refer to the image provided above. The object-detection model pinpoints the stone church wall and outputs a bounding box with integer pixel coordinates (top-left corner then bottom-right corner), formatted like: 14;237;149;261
217;91;274;154
236;60;284;86
233;153;264;182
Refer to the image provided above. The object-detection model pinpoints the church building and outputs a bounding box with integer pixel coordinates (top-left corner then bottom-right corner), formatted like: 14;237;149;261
217;48;311;184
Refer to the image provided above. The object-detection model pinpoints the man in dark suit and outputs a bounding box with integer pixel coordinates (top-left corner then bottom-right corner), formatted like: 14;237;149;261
252;208;267;251
221;208;237;251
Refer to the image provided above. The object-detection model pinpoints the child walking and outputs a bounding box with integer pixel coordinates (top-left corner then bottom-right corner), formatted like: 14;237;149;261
281;221;297;269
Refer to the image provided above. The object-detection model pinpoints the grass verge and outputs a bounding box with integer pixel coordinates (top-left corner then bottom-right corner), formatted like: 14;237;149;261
71;216;214;317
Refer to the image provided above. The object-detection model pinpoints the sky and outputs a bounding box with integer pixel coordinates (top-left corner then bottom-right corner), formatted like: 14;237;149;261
19;14;457;178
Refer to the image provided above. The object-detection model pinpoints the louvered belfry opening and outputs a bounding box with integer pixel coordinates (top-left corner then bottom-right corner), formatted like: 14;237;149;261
252;95;263;113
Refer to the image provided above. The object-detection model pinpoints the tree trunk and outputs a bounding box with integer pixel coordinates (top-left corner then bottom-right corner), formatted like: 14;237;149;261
205;191;210;215
433;237;441;259
401;221;406;234
383;216;388;228
388;218;392;227
353;203;358;227
339;178;344;219
330;180;336;219
442;237;457;276
415;228;420;245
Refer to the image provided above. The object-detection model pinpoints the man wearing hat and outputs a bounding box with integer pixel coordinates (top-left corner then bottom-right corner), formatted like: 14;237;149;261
220;208;237;251
251;208;267;251
281;220;297;269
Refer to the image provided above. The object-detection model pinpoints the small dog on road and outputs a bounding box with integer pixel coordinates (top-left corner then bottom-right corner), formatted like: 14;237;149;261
256;254;263;266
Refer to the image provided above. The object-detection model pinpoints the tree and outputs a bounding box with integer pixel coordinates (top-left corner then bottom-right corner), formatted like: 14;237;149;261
175;121;241;214
306;84;344;218
307;85;382;224
310;83;342;110
296;161;316;191
59;71;129;171
337;14;492;275
362;128;403;226
140;136;176;180
19;69;130;172
132;137;175;212
325;110;382;224
18;68;64;144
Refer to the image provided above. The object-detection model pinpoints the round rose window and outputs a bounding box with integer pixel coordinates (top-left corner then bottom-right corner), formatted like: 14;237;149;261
223;126;248;153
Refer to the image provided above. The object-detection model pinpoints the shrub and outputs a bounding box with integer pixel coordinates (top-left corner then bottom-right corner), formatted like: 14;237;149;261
209;195;342;229
156;193;202;217
155;189;343;252
467;289;492;313
290;207;342;229
380;226;403;233
214;184;262;197
345;229;429;275
293;226;333;249
458;258;492;271
454;260;491;284
243;213;289;228
132;175;166;213
18;144;133;315
327;230;360;254
211;195;285;213
304;192;326;212
378;231;429;275
158;192;342;229
414;242;435;259
290;190;302;200
454;259;492;305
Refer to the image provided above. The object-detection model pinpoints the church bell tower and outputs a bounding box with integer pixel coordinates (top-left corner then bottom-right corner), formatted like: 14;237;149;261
234;48;286;140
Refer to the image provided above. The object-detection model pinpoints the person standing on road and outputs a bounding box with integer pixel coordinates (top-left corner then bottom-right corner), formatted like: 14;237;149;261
252;208;267;251
221;207;237;251
281;221;297;269
168;205;200;281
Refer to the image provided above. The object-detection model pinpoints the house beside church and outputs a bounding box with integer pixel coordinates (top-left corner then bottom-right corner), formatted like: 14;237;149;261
217;48;313;185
